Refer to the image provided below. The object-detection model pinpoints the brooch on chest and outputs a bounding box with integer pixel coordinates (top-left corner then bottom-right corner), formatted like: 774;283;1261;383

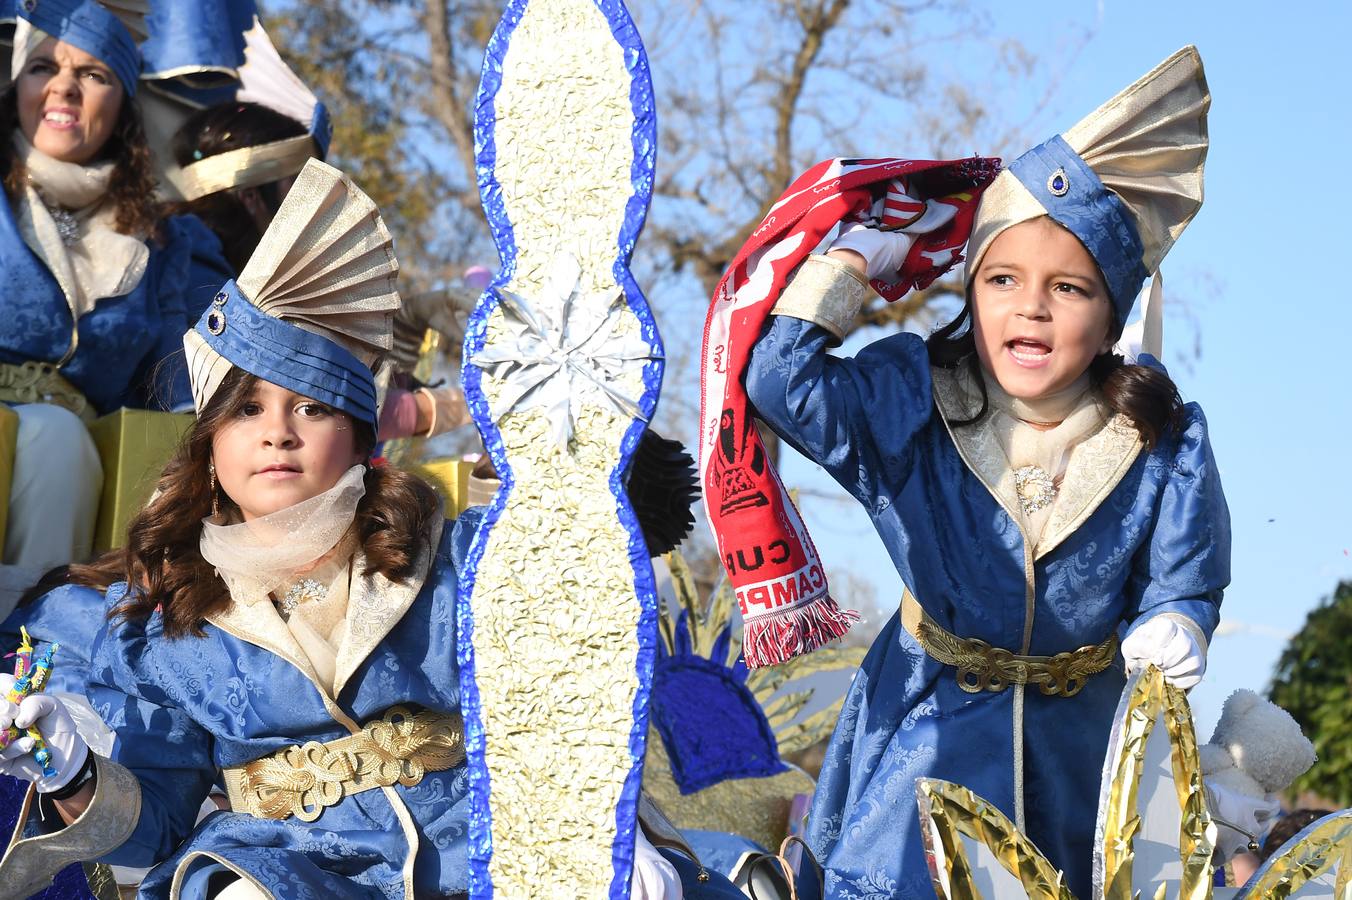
1013;464;1057;517
277;578;327;621
48;207;81;246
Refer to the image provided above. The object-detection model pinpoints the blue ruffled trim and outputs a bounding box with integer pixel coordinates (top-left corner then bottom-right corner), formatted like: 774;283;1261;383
459;1;528;895
597;3;662;897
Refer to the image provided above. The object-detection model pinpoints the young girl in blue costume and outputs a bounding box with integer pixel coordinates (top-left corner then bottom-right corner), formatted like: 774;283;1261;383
745;48;1227;899
0;158;477;900
0;156;744;900
0;0;230;598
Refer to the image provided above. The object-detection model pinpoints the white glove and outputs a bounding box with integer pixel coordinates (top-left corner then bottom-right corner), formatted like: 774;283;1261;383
1121;617;1206;689
828;223;916;281
631;826;683;900
0;673;90;793
1205;780;1281;862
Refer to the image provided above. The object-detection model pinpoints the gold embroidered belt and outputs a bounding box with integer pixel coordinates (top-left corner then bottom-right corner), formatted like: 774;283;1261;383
0;361;91;420
901;592;1117;698
222;706;465;822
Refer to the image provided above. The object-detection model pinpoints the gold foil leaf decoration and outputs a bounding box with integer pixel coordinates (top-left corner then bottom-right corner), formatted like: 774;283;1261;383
916;778;1073;900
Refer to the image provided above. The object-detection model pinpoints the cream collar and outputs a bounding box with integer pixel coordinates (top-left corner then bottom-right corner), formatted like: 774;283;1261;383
10;133;149;324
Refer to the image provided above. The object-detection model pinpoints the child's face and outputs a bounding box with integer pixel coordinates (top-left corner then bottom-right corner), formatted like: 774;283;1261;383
211;379;363;521
970;217;1114;401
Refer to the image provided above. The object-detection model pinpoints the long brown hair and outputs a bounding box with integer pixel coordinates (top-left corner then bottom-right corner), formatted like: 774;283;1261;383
69;369;442;638
0;85;161;237
925;299;1185;449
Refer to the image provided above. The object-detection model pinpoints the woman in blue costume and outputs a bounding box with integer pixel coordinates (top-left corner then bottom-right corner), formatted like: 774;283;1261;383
0;0;229;599
744;48;1227;899
0;159;474;900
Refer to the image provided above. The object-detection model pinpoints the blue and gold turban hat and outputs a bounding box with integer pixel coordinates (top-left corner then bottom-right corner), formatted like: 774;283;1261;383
9;0;143;95
965;46;1210;327
184;158;401;427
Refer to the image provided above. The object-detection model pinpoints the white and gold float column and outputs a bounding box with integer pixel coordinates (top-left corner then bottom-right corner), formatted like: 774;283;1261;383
458;1;661;898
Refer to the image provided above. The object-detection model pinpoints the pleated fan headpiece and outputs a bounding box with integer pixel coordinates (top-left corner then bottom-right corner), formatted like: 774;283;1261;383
965;45;1210;325
184;158;400;427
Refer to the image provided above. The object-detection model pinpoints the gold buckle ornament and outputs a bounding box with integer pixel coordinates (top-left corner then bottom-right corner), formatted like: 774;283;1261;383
901;592;1117;698
223;706;464;822
0;361;91;420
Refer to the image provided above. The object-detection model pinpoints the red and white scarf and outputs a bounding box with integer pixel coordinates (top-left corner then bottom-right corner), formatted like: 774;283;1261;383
698;156;999;668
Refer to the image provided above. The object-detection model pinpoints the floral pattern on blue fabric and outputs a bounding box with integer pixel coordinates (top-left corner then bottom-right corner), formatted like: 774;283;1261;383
0;206;229;414
746;316;1229;899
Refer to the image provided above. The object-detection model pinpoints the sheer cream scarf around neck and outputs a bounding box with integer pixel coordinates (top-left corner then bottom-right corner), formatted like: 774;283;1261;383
959;369;1108;542
199;465;367;692
199;465;367;603
11;133;149;321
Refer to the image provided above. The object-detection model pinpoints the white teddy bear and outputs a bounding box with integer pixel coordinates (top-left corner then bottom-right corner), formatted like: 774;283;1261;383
1199;689;1317;862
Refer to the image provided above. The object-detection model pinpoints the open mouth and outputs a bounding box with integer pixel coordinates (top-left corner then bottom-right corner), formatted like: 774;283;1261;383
42;110;77;129
1006;338;1052;367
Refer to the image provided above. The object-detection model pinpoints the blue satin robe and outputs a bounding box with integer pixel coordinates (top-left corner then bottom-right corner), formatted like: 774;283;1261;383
3;510;479;899
3;506;748;900
0;197;231;413
745;317;1230;900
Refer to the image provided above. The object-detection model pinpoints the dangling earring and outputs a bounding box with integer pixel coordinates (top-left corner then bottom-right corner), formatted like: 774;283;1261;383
208;461;219;517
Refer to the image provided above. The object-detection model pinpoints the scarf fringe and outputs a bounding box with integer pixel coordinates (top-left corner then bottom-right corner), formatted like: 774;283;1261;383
741;594;859;668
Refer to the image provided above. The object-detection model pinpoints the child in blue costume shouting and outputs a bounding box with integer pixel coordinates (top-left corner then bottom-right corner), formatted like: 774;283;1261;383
746;47;1227;899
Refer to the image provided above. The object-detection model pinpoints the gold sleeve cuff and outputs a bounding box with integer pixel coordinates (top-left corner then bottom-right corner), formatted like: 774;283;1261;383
771;254;870;343
0;755;142;897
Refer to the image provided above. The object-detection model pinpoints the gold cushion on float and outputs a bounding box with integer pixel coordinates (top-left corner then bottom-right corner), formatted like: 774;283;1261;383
407;458;475;520
0;406;18;550
88;410;194;552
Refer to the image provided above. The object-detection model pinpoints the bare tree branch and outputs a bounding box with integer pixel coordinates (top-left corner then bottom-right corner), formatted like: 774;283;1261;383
422;0;480;189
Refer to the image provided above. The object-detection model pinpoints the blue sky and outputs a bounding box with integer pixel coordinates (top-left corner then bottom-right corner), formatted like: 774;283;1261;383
774;0;1352;735
436;0;1350;736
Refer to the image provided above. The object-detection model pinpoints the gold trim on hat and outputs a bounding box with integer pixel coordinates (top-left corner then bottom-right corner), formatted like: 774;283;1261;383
170;135;317;202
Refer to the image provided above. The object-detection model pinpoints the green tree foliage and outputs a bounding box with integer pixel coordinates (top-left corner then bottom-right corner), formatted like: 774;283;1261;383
1269;581;1352;805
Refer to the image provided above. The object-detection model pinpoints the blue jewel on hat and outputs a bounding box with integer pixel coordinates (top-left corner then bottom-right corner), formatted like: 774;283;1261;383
205;309;226;336
1048;168;1069;197
193;281;380;427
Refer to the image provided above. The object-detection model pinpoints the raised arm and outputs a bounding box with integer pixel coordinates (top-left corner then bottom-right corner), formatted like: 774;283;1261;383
745;252;937;506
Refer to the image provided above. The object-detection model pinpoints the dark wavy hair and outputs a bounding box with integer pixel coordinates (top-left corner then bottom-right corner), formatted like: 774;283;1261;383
163;101;312;272
68;368;442;639
0;86;161;237
926;290;1185;449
